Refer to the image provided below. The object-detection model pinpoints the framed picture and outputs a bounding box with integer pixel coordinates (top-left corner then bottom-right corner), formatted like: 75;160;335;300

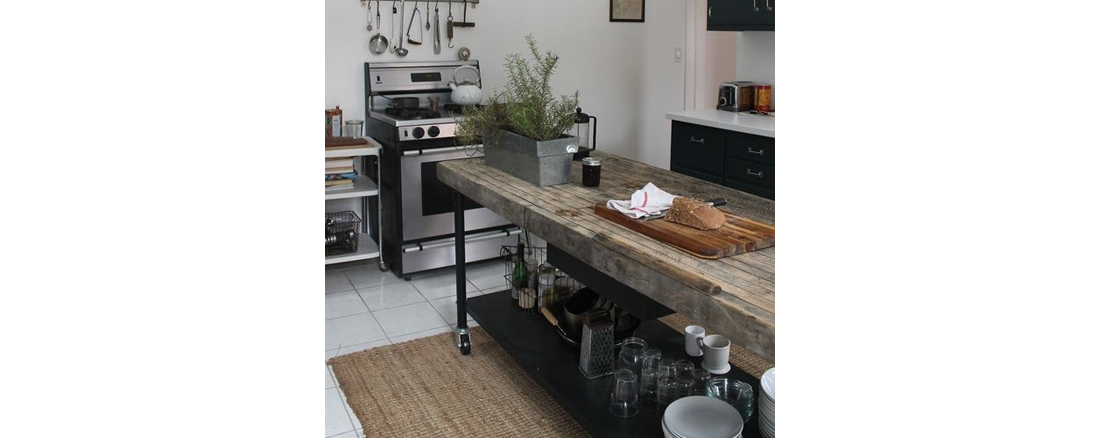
610;0;645;22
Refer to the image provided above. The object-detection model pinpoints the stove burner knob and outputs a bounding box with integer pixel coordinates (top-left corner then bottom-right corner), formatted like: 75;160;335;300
427;126;440;137
412;127;425;139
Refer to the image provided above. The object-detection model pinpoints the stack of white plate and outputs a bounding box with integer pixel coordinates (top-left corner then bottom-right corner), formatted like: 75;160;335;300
661;396;743;438
758;368;776;438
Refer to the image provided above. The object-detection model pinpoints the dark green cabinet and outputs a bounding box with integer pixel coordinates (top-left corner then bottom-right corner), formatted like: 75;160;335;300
670;121;774;200
707;0;774;31
670;122;725;179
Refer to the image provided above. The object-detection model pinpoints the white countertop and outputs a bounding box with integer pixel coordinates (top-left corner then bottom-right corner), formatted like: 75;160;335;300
666;110;775;138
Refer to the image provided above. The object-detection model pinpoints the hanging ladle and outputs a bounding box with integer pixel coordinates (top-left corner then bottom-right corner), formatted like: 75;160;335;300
394;0;408;56
406;0;423;46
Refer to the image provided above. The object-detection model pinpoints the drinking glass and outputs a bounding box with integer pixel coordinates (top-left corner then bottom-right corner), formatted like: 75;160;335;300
609;369;639;418
617;337;648;376
676;376;695;399
658;358;676;380
674;359;695;379
344;119;364;138
640;348;662;373
692;368;712;395
639;348;662;408
706;377;755;421
657;376;678;406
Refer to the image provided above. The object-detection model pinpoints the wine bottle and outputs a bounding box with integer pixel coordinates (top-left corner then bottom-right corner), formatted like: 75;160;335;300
511;241;529;302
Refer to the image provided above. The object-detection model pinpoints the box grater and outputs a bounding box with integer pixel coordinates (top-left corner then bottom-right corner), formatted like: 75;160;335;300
578;310;615;379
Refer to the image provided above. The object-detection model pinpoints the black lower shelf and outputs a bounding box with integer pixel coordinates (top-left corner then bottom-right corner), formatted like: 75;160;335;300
466;290;761;438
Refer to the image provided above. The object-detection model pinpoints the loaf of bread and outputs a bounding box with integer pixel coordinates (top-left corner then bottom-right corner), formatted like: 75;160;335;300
665;197;725;230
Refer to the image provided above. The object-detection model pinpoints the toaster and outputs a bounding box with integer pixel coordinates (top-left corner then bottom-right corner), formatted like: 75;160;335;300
717;81;755;112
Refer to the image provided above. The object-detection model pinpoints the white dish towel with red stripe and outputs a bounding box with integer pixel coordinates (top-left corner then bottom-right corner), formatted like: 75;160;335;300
606;183;676;219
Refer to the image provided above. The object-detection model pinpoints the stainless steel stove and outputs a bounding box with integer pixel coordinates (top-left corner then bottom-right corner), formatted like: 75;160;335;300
364;60;518;279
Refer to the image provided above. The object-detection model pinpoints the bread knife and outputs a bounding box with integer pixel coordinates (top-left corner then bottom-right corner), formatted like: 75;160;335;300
641;198;727;221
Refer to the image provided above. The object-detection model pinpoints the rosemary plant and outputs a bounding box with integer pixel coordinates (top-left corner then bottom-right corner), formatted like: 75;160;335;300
457;34;580;152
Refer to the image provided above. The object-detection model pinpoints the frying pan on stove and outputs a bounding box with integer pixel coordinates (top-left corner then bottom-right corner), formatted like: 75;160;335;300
379;94;420;109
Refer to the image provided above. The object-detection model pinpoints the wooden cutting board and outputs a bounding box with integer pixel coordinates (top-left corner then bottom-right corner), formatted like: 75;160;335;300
593;203;775;259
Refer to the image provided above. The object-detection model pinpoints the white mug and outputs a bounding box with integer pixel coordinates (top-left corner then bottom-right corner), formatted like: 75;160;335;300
696;334;731;373
684;325;705;357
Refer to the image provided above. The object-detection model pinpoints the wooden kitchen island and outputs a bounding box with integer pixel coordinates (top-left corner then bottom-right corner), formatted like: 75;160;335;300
439;150;774;437
438;150;775;361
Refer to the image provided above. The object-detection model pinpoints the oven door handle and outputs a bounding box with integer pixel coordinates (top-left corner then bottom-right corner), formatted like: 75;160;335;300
402;146;477;157
402;227;521;253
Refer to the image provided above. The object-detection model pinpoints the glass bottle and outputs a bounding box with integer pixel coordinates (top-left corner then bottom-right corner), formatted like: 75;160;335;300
511;241;529;303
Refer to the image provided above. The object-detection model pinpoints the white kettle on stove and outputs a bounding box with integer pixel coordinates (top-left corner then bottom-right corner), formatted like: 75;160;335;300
448;65;482;106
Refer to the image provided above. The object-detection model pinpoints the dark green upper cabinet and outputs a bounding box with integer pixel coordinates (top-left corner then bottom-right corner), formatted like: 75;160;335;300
707;0;774;31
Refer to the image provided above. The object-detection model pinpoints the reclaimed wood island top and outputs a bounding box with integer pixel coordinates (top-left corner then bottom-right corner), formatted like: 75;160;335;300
437;150;775;362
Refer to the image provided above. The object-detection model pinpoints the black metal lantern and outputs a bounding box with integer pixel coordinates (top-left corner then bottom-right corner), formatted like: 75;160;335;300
571;107;597;161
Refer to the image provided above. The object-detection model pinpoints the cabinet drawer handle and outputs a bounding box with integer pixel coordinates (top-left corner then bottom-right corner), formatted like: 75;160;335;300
708;6;711;17
690;136;705;144
747;147;765;156
747;169;764;178
753;0;760;12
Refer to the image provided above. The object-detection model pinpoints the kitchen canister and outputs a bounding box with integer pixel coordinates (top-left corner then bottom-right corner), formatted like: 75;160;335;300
754;84;772;113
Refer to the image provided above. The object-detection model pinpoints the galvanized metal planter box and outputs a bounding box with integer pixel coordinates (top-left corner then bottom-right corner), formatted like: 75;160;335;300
484;130;579;187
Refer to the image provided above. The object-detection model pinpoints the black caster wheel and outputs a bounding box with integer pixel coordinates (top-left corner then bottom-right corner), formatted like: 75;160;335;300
404;276;412;281
378;261;389;272
458;333;471;355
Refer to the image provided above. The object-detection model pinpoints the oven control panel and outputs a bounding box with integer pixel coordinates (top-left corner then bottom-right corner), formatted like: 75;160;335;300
399;124;456;141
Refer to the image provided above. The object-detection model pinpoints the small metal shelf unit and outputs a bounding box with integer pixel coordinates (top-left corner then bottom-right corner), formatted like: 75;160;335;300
325;140;386;270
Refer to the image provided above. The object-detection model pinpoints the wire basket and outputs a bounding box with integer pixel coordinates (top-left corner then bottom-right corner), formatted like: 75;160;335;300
325;211;361;256
501;243;581;317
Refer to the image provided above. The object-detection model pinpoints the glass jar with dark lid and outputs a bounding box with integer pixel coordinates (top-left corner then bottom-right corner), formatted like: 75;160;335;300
582;157;602;187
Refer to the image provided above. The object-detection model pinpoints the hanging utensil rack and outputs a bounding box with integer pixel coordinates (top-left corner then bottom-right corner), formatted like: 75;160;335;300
452;0;475;27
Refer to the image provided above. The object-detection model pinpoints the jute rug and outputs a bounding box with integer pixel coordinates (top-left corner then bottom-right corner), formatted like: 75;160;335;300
327;314;773;438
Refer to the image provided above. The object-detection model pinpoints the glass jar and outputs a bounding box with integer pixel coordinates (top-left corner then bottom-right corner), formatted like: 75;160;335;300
582;157;602;187
344;119;364;138
754;85;772;113
536;264;556;308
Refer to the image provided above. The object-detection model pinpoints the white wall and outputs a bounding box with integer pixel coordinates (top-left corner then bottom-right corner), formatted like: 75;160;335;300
689;0;737;110
326;0;686;169
735;31;775;109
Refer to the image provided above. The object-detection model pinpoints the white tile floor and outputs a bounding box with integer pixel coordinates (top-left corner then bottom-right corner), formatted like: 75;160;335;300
324;258;507;437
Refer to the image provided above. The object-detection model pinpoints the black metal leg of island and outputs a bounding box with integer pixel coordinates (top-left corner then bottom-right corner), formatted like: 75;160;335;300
452;189;471;355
